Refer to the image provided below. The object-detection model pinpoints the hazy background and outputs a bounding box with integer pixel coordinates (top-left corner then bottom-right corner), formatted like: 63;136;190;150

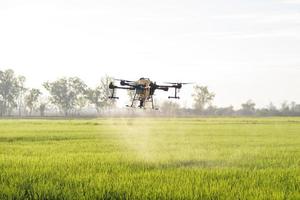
0;0;299;108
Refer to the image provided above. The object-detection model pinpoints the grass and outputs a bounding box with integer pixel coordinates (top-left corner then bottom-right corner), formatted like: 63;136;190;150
0;118;300;199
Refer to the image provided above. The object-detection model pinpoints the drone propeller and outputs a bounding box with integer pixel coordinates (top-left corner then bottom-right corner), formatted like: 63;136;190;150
181;82;194;85
114;78;135;83
164;82;194;85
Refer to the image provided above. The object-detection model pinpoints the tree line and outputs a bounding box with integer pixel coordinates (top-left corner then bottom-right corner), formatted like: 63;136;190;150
0;69;115;117
0;69;299;117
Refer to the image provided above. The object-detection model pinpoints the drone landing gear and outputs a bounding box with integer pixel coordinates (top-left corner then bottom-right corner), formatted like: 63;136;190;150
127;93;156;109
109;89;119;99
168;88;180;99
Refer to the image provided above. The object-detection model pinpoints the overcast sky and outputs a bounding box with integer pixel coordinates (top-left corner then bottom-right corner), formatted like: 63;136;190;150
0;0;299;108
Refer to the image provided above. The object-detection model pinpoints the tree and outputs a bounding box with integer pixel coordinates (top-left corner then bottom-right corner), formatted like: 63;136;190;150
160;100;180;115
0;69;26;116
43;77;87;116
16;76;27;117
86;87;102;114
192;85;215;111
280;101;290;115
290;101;297;113
75;96;88;116
267;102;279;116
294;104;300;113
24;89;41;116
204;105;218;115
39;103;47;117
241;100;256;115
86;76;115;113
98;76;116;109
215;106;235;116
267;102;277;112
37;96;49;117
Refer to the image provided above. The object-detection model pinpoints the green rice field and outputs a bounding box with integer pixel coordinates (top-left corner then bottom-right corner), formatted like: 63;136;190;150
0;118;300;199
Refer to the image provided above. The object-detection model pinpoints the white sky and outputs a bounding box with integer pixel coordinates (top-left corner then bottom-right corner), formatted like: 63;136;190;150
0;0;300;108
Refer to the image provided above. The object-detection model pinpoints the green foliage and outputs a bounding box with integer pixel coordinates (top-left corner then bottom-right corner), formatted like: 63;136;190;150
0;69;26;116
39;103;47;117
241;100;256;115
24;88;41;116
43;77;87;116
0;118;300;199
160;101;180;115
86;76;116;113
192;85;215;111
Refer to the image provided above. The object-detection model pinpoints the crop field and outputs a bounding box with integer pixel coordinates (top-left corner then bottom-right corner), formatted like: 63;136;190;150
0;118;300;199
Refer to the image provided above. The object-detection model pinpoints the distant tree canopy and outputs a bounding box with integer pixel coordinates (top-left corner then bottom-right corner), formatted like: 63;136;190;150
0;69;26;116
160;100;180;115
39;102;47;117
240;100;256;115
43;77;87;116
192;85;215;111
24;88;41;116
86;76;115;113
97;76;116;109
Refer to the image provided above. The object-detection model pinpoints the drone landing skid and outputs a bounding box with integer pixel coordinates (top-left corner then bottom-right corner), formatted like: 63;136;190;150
168;96;180;99
128;93;155;110
168;88;180;99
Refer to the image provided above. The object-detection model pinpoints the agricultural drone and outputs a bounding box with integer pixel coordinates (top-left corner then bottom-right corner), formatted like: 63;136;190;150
109;78;191;109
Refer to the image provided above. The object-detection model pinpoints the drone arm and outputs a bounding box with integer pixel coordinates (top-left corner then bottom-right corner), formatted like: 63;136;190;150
109;82;135;90
156;86;169;91
109;83;135;99
154;84;182;99
154;84;171;91
155;86;180;99
113;86;135;90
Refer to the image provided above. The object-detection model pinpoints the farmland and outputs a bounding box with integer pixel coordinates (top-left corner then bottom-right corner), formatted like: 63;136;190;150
0;118;300;199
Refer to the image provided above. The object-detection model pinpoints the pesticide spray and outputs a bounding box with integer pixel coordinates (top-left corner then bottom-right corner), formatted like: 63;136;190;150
102;111;160;163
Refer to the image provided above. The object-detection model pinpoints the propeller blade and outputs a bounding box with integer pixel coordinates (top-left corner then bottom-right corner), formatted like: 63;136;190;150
114;78;135;83
180;82;194;85
164;82;194;85
164;82;177;84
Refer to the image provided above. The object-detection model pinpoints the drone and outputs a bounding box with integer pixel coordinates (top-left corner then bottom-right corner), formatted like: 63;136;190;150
109;77;191;109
